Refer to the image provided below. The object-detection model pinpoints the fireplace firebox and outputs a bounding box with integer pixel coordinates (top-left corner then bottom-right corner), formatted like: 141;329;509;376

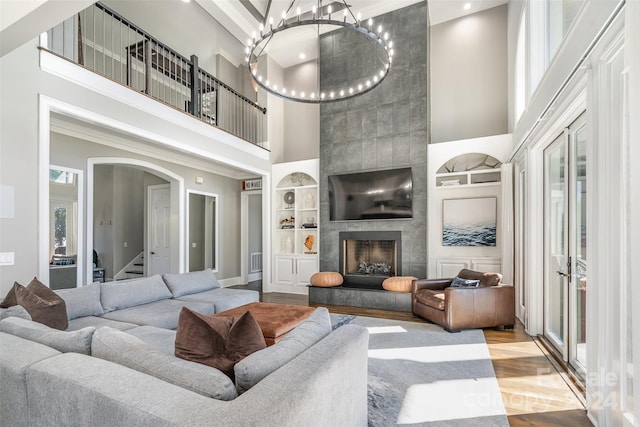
339;231;402;289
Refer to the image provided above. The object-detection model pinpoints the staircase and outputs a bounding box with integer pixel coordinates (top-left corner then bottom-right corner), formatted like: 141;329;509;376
114;252;145;280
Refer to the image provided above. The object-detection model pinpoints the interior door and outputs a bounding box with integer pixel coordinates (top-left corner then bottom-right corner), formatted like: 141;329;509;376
543;112;587;376
148;184;171;276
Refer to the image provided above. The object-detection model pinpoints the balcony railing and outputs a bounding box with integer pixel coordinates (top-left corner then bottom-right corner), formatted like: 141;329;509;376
43;2;267;148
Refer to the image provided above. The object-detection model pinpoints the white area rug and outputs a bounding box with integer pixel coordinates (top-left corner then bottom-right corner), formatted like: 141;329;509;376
332;315;508;427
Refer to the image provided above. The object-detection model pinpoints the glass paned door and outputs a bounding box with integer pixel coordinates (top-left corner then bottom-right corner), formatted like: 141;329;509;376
543;112;587;376
544;133;568;355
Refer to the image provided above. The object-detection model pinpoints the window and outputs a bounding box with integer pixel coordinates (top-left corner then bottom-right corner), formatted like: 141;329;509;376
546;0;583;64
515;11;527;121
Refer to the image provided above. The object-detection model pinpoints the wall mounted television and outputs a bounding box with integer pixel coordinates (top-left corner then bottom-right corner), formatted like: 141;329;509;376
328;168;413;221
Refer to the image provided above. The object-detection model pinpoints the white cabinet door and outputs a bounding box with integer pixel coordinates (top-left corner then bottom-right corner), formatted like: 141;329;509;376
296;257;318;286
274;256;295;285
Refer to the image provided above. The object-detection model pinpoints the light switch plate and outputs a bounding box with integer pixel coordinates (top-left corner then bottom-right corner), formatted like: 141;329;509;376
0;252;15;266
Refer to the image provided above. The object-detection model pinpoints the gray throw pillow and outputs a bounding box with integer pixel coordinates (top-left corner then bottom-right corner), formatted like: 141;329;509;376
0;316;95;354
56;282;104;320
0;305;32;321
234;307;332;394
162;269;220;297
100;275;172;312
91;327;237;401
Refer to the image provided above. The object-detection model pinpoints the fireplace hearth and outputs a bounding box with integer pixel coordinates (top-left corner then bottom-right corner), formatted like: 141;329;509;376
339;231;402;289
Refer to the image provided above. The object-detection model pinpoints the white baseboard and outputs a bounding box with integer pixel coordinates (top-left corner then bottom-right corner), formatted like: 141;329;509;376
268;284;309;295
218;276;242;288
248;272;262;282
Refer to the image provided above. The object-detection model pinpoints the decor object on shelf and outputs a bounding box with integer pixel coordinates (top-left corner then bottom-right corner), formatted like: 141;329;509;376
442;197;497;246
283;191;295;208
245;0;393;103
310;272;343;287
283;235;294;254
303;192;316;209
280;216;295;229
304;235;316;254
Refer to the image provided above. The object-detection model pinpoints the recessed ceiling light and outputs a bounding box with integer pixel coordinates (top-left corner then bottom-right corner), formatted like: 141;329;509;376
463;3;471;10
299;52;306;59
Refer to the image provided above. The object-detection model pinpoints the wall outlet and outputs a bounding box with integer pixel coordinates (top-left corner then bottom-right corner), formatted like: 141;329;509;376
0;252;15;266
192;242;197;248
123;242;128;248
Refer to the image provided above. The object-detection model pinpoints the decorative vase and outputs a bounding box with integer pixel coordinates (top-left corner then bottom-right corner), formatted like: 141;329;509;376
303;192;315;209
284;235;294;254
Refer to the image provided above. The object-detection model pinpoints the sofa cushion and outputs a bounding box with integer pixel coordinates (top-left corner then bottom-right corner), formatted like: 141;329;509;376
56;282;104;320
234;307;332;394
162;269;220;297
450;277;481;288
100;299;215;330
175;308;266;380
175;288;259;313
0;317;94;354
66;316;139;332
415;289;446;311
457;269;502;287
126;325;176;355
91;327;237;401
100;275;172;312
0;305;31;321
3;278;68;330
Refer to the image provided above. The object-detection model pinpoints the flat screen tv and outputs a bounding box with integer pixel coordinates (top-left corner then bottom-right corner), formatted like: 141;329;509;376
328;168;413;221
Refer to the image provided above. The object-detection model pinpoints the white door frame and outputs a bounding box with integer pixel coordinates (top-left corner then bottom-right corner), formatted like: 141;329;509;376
240;189;262;285
86;157;184;284
186;189;219;273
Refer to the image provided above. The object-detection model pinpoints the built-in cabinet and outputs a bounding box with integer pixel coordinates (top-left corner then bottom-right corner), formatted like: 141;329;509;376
271;159;319;294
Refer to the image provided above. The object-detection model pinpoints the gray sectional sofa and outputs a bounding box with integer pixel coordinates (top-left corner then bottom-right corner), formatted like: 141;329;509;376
0;270;369;426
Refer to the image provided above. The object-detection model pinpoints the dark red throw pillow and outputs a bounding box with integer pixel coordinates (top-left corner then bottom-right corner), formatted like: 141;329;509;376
175;307;266;380
0;278;68;330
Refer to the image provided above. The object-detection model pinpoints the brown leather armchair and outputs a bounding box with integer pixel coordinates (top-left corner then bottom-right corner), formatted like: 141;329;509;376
411;269;515;332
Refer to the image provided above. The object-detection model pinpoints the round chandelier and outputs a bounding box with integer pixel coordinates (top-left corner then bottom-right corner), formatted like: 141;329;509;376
244;0;394;104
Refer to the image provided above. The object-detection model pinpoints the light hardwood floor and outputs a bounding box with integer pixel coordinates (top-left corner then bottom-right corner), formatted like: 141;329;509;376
237;284;593;426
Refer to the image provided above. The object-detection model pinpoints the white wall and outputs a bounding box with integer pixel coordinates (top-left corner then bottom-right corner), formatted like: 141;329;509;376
430;5;508;143
0;38;269;293
427;134;513;277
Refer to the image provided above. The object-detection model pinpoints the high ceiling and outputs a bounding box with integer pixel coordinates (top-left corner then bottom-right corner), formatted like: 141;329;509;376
197;0;508;68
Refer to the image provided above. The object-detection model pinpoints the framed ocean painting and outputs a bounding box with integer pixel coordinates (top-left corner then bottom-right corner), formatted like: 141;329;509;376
442;197;497;246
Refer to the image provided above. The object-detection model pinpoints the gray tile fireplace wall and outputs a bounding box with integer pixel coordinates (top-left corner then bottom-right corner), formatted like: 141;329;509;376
319;1;429;279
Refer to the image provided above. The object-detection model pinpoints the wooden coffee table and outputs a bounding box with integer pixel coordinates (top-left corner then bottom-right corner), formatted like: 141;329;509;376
213;302;315;346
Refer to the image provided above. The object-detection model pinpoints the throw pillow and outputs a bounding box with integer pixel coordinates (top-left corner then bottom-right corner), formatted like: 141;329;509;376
0;317;94;354
0;282;19;308
0;305;32;321
450;276;481;288
175;307;266;380
4;278;68;330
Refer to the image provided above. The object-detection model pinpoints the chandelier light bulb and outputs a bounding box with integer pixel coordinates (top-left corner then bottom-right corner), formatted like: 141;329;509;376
330;92;335;98
368;18;373;28
281;10;286;20
283;88;287;94
358;84;363;90
312;5;317;16
301;92;305;98
252;69;257;76
265;80;269;86
378;25;382;33
373;75;378;82
389;41;393;48
311;93;316;99
258;75;262;81
349;87;354;94
321;92;326;99
247;38;252;47
259;23;264;32
292;90;296;96
296;7;301;16
269;16;274;26
245;47;250;54
366;80;371;86
384;32;388;40
340;90;345;96
273;84;278;90
328;5;332;14
252;31;256;39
